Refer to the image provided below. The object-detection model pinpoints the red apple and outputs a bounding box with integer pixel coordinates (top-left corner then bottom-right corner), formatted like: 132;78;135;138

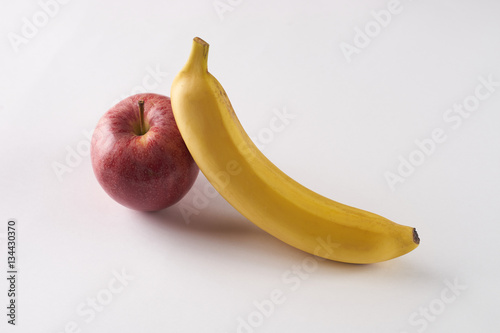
91;93;199;211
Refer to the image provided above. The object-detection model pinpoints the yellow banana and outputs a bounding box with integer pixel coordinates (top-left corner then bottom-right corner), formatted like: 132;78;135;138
171;37;420;264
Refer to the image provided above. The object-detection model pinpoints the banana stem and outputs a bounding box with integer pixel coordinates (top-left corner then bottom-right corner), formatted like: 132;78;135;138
184;37;209;73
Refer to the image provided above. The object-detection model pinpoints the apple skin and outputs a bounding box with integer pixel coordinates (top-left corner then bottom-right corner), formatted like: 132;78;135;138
91;93;199;211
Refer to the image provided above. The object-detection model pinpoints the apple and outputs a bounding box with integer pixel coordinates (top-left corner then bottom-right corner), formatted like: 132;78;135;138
91;93;199;211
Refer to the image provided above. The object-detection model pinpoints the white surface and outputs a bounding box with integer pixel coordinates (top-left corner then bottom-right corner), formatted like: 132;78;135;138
1;1;500;332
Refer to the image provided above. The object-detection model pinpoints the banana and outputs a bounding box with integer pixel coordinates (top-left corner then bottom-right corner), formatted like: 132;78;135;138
170;37;420;264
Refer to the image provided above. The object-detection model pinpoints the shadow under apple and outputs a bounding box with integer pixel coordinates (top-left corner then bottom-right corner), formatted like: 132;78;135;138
137;175;426;275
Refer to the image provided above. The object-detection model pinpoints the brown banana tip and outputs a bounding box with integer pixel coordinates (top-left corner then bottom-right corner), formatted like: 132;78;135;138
194;37;208;46
413;228;420;245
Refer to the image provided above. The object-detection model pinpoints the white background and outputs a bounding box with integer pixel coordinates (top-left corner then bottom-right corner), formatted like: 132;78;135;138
1;0;499;332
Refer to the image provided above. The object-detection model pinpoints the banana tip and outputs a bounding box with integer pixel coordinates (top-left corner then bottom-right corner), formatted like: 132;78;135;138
413;228;420;245
194;36;209;46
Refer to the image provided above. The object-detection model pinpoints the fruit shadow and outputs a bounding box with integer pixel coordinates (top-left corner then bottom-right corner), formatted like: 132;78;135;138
142;177;424;274
143;193;296;263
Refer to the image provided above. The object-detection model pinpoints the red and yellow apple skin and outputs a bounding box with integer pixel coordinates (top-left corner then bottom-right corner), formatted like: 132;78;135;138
91;93;198;211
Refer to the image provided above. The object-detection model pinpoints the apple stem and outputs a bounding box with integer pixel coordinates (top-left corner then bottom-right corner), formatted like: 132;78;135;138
138;100;145;135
